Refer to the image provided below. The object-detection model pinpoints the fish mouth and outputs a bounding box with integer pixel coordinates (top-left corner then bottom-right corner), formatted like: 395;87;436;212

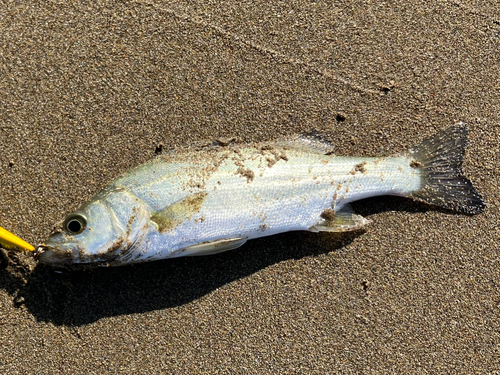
34;240;131;268
33;244;47;260
34;244;74;266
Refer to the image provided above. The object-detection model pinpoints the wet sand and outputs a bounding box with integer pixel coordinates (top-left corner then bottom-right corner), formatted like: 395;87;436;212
1;0;499;373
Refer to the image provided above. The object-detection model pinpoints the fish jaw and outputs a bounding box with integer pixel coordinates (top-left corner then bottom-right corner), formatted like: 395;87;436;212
36;235;77;267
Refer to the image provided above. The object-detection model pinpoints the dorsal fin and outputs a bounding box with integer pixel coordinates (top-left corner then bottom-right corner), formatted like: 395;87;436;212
278;130;335;155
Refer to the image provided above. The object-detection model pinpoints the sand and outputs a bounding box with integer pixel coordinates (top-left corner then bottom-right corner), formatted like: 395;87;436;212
1;0;499;373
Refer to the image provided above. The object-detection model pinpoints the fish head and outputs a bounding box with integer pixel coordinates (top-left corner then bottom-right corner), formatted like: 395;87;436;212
37;188;151;267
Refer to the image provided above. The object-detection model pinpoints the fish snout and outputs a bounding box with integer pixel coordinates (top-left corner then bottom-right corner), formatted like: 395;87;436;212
35;244;74;266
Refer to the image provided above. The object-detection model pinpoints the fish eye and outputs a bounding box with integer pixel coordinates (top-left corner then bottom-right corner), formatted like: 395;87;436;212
63;214;87;235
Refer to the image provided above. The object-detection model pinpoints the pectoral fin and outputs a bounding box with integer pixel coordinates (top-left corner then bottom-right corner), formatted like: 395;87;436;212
151;192;208;233
182;237;248;256
310;204;370;233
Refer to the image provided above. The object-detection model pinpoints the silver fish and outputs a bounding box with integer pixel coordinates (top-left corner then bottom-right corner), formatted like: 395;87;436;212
36;124;484;267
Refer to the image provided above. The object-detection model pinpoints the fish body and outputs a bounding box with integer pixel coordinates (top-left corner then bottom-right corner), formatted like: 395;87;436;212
37;125;484;267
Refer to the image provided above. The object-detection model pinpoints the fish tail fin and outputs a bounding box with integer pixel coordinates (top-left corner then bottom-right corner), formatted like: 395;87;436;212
406;123;485;214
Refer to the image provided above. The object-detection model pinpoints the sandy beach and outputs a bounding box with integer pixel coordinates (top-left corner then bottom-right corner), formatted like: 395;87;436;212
1;0;499;373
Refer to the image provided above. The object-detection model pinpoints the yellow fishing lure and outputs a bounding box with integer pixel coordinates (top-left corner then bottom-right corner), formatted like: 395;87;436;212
0;226;34;251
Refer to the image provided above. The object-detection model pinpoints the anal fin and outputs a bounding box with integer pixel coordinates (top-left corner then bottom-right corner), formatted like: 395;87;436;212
310;204;370;233
182;237;248;256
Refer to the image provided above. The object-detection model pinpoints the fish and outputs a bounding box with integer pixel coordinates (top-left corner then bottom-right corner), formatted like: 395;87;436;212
35;124;484;267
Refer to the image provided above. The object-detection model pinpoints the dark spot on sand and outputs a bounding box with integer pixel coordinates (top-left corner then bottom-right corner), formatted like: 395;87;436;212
361;280;370;291
154;144;163;154
335;113;346;122
379;81;395;94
